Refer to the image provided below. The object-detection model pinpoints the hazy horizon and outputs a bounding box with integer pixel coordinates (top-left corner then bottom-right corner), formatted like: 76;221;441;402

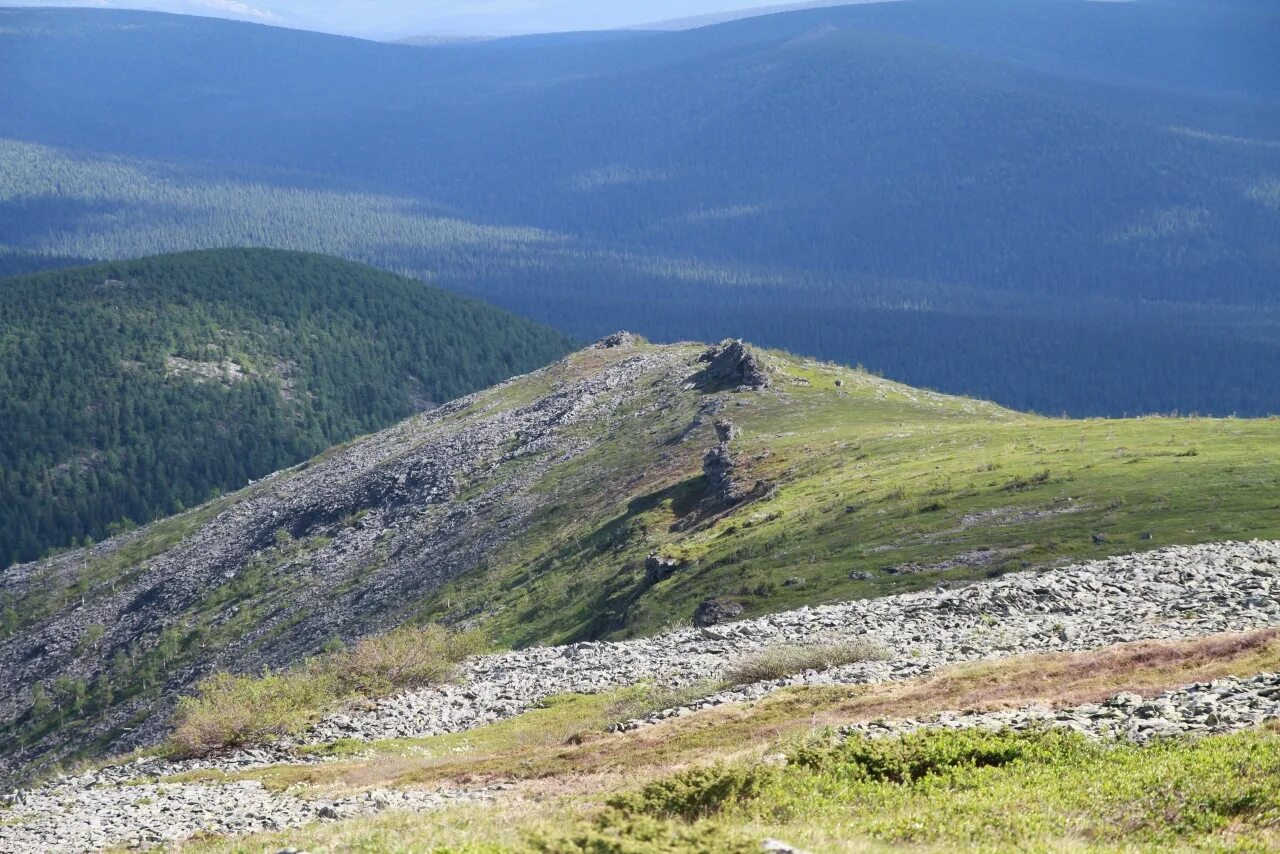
0;0;885;38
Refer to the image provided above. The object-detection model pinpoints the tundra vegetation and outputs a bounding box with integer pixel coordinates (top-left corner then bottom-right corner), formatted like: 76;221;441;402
3;340;1279;777
173;632;1280;852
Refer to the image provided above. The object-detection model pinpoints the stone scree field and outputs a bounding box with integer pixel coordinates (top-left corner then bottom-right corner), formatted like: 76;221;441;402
2;539;1280;851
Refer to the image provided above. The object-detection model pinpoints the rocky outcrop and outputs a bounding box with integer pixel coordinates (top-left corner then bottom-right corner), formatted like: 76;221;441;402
644;554;683;586
693;417;771;518
693;597;746;627
713;418;738;443
593;331;641;349
0;344;697;781
692;339;771;391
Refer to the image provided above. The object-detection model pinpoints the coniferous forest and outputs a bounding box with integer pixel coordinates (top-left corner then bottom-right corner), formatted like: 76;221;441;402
0;249;573;568
1;1;1277;417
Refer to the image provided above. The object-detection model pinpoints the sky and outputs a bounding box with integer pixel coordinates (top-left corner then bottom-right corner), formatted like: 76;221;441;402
2;0;871;38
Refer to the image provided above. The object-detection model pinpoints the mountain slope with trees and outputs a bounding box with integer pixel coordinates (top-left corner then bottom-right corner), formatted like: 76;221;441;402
2;336;1277;779
2;1;1278;416
0;249;574;568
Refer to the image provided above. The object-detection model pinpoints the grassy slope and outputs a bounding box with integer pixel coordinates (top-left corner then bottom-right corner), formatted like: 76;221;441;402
5;340;1278;778
180;630;1280;852
421;343;1280;646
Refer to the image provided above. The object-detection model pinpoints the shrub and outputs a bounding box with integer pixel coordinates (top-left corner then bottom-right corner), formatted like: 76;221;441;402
168;624;482;757
169;670;334;757
607;763;779;822
530;813;757;853
317;624;485;697
789;727;1070;783
724;639;890;686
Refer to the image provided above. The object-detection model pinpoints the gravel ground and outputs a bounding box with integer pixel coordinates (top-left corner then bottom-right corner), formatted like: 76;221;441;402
4;539;1279;852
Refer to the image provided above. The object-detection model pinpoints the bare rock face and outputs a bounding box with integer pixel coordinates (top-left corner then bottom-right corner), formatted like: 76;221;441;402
702;444;741;508
713;418;738;443
694;339;770;391
692;597;745;627
644;554;683;586
699;418;771;514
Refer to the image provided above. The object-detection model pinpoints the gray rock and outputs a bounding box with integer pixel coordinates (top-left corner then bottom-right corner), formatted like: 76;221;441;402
7;539;1280;851
693;598;746;627
693;339;771;391
644;555;683;586
593;331;640;349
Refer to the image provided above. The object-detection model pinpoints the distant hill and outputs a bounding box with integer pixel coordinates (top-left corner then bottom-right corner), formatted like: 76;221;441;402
0;249;574;568
1;1;1278;415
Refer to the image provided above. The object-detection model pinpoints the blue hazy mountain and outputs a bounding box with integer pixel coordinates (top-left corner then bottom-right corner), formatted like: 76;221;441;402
2;0;1278;415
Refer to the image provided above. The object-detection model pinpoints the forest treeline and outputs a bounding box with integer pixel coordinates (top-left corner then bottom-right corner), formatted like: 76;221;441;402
0;249;573;568
1;2;1278;416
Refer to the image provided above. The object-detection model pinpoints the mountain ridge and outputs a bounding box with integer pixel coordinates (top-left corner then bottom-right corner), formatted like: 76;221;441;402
3;2;1278;415
3;334;1278;782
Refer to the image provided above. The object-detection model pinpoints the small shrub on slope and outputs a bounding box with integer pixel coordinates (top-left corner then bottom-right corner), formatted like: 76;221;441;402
321;624;485;697
168;671;335;757
725;639;890;686
169;625;482;757
608;764;780;822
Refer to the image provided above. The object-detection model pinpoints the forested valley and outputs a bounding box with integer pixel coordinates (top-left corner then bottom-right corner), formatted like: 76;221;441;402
0;249;572;568
1;0;1278;416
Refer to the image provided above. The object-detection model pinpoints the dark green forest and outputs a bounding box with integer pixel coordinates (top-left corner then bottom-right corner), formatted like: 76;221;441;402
1;1;1278;416
0;249;573;568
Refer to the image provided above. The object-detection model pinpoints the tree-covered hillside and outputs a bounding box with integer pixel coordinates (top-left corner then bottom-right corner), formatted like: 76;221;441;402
0;249;573;568
1;2;1278;415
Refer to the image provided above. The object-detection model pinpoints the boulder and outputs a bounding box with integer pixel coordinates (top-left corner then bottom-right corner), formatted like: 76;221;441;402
693;597;745;627
713;418;739;443
644;554;682;586
593;331;639;349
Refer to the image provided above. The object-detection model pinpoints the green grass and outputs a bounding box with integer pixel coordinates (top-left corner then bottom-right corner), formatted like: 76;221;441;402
543;726;1280;852
417;347;1280;646
12;342;1280;776
172;633;1280;852
183;726;1280;853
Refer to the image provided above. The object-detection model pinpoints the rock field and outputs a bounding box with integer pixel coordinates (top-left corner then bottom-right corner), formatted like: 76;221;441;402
3;539;1279;851
842;671;1280;741
313;539;1280;740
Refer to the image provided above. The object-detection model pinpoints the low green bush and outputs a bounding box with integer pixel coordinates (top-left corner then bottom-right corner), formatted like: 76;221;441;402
319;624;485;697
561;727;1280;850
168;671;334;757
608;764;779;822
788;726;1067;783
